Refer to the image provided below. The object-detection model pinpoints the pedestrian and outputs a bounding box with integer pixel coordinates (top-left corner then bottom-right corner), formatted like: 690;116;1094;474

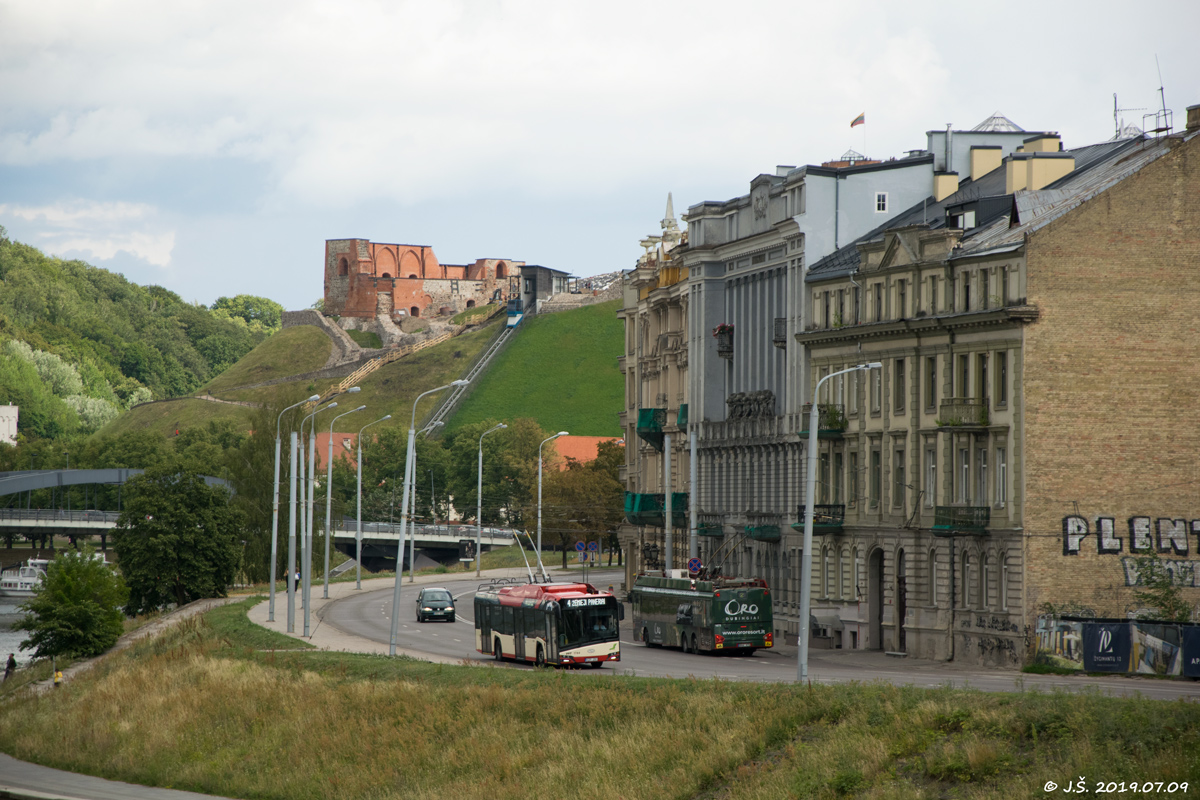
3;653;15;682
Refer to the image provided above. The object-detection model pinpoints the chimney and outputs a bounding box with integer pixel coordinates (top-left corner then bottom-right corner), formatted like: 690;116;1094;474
970;146;1003;182
1021;133;1062;153
933;172;959;202
1187;104;1200;132
1026;152;1075;191
1005;153;1031;194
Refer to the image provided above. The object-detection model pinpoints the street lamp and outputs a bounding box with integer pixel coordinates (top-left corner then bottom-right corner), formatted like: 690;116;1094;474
537;431;569;581
355;414;392;590
474;423;507;577
799;362;881;683
271;394;319;623
299;401;338;636
324;404;366;598
406;420;444;582
389;379;468;656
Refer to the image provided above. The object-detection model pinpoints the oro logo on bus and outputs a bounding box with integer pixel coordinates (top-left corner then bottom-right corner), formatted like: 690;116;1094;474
725;600;758;616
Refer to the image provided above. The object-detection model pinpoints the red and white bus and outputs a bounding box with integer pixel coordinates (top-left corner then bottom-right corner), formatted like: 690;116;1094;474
474;581;623;667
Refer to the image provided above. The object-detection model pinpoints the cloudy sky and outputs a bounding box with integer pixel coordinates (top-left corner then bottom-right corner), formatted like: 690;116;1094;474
2;0;1197;311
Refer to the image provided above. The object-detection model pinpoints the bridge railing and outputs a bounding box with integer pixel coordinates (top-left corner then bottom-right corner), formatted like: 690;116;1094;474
0;509;122;524
328;521;515;541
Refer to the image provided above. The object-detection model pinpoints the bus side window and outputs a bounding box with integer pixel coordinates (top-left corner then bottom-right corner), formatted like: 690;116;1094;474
618;604;625;621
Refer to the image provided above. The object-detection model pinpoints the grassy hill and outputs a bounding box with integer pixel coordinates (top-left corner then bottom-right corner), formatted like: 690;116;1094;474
447;300;623;436
201;325;332;394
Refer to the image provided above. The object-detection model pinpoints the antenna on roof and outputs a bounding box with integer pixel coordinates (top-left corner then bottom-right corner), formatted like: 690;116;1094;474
1113;93;1145;140
1142;55;1173;137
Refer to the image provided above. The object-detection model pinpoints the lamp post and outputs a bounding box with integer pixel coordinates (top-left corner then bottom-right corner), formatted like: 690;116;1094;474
389;380;468;655
799;361;881;683
324;404;366;598
271;394;320;622
474;422;507;577
355;414;391;590
537;431;568;580
301;401;340;636
406;420;443;582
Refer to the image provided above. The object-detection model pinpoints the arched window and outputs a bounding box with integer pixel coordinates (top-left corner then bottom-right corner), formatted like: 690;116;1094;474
466;299;476;308
1000;553;1009;611
408;274;418;279
410;306;420;318
928;547;938;606
338;258;348;276
981;554;991;609
381;272;391;279
961;551;972;608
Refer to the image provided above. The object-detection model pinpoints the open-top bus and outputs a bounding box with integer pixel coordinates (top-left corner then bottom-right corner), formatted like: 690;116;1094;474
474;580;623;667
629;574;773;655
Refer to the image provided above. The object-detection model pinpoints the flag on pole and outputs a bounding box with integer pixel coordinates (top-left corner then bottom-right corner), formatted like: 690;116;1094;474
850;112;865;128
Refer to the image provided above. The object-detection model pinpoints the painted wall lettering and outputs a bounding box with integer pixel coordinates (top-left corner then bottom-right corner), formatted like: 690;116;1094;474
1061;515;1200;555
1120;557;1200;587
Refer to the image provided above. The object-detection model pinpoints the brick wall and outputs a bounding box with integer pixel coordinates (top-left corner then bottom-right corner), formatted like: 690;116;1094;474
1022;134;1200;623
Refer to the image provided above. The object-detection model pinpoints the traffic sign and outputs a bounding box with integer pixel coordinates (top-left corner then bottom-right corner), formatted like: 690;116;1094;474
687;557;702;577
587;541;599;551
575;541;585;551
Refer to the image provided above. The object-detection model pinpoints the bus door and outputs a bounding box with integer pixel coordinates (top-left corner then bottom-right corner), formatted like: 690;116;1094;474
476;598;492;651
514;607;526;661
546;606;559;662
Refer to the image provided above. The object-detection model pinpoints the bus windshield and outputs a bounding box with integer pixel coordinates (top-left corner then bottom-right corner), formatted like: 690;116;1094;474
558;598;619;649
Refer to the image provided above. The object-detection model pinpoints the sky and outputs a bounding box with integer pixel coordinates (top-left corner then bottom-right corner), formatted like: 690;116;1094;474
2;0;1198;311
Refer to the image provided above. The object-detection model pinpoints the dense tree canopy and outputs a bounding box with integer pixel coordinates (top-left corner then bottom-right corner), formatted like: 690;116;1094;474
112;466;246;613
15;546;128;659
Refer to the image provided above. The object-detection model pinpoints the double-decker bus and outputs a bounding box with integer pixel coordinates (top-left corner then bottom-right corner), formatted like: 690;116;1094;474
629;574;773;655
474;581;623;668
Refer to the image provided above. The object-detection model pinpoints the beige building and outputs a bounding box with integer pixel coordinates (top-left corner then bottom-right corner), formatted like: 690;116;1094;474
798;111;1200;665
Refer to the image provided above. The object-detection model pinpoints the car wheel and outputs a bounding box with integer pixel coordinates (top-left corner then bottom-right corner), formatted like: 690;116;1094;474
493;640;503;662
535;645;545;668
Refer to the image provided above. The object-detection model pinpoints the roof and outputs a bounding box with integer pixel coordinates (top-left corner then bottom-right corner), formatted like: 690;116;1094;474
554;435;623;468
971;112;1024;132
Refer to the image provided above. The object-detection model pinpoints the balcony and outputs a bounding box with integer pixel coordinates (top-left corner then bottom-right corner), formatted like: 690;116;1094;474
773;317;787;349
676;403;688;428
636;408;666;451
698;514;723;537
791;504;845;533
745;524;781;543
932;505;990;535
936;398;988;428
799;403;847;439
623;492;689;528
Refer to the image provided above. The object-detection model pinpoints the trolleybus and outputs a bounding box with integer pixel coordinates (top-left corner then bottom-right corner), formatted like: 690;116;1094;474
474;580;623;667
629;574;773;655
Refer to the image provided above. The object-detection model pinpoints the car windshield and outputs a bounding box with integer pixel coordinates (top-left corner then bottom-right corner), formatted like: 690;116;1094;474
423;591;452;604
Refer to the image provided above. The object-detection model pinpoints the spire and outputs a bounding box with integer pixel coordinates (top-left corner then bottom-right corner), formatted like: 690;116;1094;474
660;192;679;233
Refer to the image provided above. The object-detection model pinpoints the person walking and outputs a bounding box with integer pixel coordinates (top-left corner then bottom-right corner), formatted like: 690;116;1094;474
4;653;16;682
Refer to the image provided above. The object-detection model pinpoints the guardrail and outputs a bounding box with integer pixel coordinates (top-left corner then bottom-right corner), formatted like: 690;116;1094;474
0;509;122;524
328;521;515;541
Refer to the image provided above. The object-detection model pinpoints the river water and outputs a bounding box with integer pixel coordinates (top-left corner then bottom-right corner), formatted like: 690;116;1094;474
0;601;34;667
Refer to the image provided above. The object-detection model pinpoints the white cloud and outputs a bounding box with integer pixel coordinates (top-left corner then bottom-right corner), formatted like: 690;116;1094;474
0;201;175;267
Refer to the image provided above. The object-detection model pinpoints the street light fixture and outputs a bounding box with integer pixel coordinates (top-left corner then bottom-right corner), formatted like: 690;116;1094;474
324;404;366;598
405;420;444;582
799;362;881;683
355;414;391;590
389;379;469;655
475;423;507;578
272;394;319;623
537;431;569;581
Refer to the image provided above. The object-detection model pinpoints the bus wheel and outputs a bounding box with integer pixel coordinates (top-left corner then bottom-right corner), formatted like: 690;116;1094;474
535;645;545;668
681;635;690;654
691;634;698;654
642;628;654;647
493;640;503;662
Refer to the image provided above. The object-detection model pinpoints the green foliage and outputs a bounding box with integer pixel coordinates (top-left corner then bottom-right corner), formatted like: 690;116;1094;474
1131;555;1193;622
14;546;128;659
211;295;284;333
345;328;382;349
112;465;247;613
538;437;624;567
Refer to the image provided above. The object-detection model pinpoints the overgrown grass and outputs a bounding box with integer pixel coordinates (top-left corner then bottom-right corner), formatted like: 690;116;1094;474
344;328;382;349
203;325;333;394
97;396;258;439
452;303;497;325
448;300;623;436
1;604;1197;800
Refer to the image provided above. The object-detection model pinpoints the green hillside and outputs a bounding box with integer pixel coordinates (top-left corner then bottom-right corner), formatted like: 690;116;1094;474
446;300;623;436
202;325;332;394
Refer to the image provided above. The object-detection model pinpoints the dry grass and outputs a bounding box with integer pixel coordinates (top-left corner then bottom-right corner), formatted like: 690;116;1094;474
1;602;1198;800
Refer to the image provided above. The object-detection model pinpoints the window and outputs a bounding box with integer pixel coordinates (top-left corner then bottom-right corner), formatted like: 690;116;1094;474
875;192;888;213
873;283;883;321
871;368;882;413
961;552;972;608
853;286;861;324
977;353;989;407
925;356;937;410
837;289;845;327
819;452;830;504
925;447;936;508
893;449;905;507
894;358;906;412
897;279;906;319
849;452;859;507
823;547;833;597
929;548;938;606
958;355;970;399
958;447;969;503
1000;555;1009;611
525;277;534;294
981;269;990;310
976;447;988;505
1001;266;1010;305
870;449;881;508
928;275;938;314
833;452;843;504
726;215;737;240
962;274;971;312
982;554;991;609
848;370;858;414
996;352;1008;405
823;291;831;328
996;447;1007;508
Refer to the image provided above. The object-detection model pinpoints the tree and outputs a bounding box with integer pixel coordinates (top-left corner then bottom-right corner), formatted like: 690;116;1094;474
212;294;284;332
112;465;246;614
1131;556;1193;622
536;438;625;568
15;546;128;659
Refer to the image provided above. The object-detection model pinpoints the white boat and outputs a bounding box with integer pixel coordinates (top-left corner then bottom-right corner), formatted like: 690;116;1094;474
0;559;49;598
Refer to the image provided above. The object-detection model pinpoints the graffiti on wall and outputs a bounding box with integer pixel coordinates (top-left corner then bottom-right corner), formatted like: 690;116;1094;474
1062;515;1198;556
